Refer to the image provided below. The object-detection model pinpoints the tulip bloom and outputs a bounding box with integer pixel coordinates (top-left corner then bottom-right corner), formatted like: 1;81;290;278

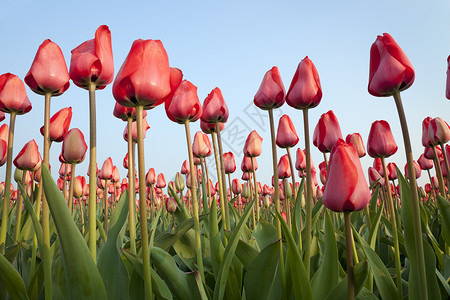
405;161;422;179
254;66;286;110
278;155;291;179
25;39;70;96
111;166;120;183
165;80;202;123
146;168;156;186
322;140;371;212
74;176;86;198
368;167;384;187
98;157;113;180
200;120;224;134
123;117;150;142
0;73;32;114
0;124;8;143
428;117;450;146
113;102;147;122
417;153;433;170
40;107;72;142
346;133;366;158
368;33;414;97
424;145;442;160
0;140;7;166
286;56;322;109
156;173;166;189
181;160;189;174
387;162;398;180
165;197;177;214
373;158;385;177
13;140;42;171
223;152;236;174
367;120;398;158
243;130;263;157
232;179;242;194
313;110;343;153
61;128;88;164
193;132;212;158
241;156;258;172
276;114;299;148
113;39;170;108
69;25;114;90
421;117;433;147
201;87;229;123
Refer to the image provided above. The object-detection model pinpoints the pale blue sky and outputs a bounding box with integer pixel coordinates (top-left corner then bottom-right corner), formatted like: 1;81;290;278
1;1;450;189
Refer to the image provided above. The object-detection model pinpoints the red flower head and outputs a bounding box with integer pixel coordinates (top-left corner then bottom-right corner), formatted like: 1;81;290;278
61;128;88;164
223;152;236;174
241;156;258;173
13;140;42;171
40;107;72;142
367;120;398;158
192;132;212;158
244;130;263;157
98;157;113;180
428;117;450;146
276;114;299;148
113;102;147;122
123;117;150;142
181;160;189;175
421;117;433;147
146;168;156;186
0;140;7;166
368;166;384;187
346;133;366;158
313;110;343;153
232;179;242;195
417;153;433;170
254;66;285;110
387;162;398;180
156;173;166;189
200;120;224;134
25;39;70;96
404;161;421;180
286;56;322;109
201;87;229;123
278;155;291;179
0;73;32;115
165;80;202;124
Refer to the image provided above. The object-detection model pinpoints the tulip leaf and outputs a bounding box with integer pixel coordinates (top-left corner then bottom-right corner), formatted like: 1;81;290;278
208;184;224;279
0;253;29;300
168;184;191;221
311;210;339;299
436;194;450;245
275;210;313;300
233;239;260;270
368;202;383;250
323;260;369;300
154;215;203;251
41;164;107;300
244;240;281;300
253;218;277;251
97;191;130;300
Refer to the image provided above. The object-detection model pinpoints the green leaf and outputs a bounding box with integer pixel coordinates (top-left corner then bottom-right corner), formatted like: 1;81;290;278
0;253;29;300
244;240;281;300
233;239;259;270
311;210;339;299
97;191;130;300
168;184;191;222
275;210;312;300
323;261;369;300
253;219;277;251
41;164;107;300
437;195;450;245
368;202;383;250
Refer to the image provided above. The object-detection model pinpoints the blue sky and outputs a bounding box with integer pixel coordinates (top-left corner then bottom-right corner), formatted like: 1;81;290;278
1;1;450;189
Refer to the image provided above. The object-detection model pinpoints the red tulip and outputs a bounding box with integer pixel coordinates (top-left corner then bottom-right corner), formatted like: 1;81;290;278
313;110;343;153
322;139;371;212
295;148;315;173
242;172;252;181
13;140;42;171
123;117;150;142
417;153;433;170
278;155;291;179
192;132;212;158
286;56;322;109
40;107;72;142
111;166;120;183
200;120;224;134
367;120;398;158
276;114;299;148
241;156;258;172
69;25;114;90
424;145;442;160
74;176;86;198
113;39;171;108
156;173;166;188
428;117;450;146
201;87;229;123
231;178;242;195
368;33;414;97
223;152;236;174
98;157;113;180
254;66;286;110
25;39;70;96
57;178;65;191
373;158;385;177
0;140;7;166
181;160;189;175
0;73;32;114
165;80;202;124
0;124;8;143
405;161;422;179
387;162;398;180
59;163;71;180
368;167;384;187
113;102;147;122
62;128;88;164
146;168;156;186
319;168;327;185
447;55;450;100
165;197;177;214
0;111;4;122
345;133;366;158
244;130;263;157
421;117;433;147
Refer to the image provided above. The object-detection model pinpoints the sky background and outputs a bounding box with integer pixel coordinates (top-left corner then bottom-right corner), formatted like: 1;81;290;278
1;0;450;190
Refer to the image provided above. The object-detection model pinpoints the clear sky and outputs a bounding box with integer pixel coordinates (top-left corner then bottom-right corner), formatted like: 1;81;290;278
1;0;449;189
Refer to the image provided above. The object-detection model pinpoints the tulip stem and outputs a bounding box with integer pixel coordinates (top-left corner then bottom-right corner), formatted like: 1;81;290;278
211;131;227;233
286;147;297;205
426;170;437;201
431;147;446;198
68;164;76;215
103;179;110;236
439;143;450;194
14;171;27;242
0;111;16;251
184;120;205;284
393;91;427;300
302;108;313;279
127;117;137;254
268;108;286;294
344;212;354;300
251;158;259;225
62;164;68;201
88;82;97;261
216;123;231;230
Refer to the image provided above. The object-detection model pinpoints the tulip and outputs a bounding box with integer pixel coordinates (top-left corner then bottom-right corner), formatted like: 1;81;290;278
181;160;190;174
175;172;185;192
373;158;385;177
0;73;32;114
276;114;299;148
428;117;450;146
0;124;8;143
424;145;442;160
73;176;86;199
62;129;88;164
313;110;343;154
69;25;114;90
241;156;258;172
232;179;242;195
418;154;433;170
319;168;327;185
200;120;224;134
0;140;7;166
244;130;263;157
422;117;433;147
367;120;398;158
387;162;398;180
346;133;366;158
99;157;113;180
278;155;291;179
223;152;236;174
40;107;72;142
13;140;42;171
165;80;202;123
165;197;177;214
113;101;147;122
146;168;156;186
123;117;150;142
368;167;384;187
405;161;422;180
156;173;166;189
193;132;212;158
242;172;252;181
201;87;229;123
254;66;286;110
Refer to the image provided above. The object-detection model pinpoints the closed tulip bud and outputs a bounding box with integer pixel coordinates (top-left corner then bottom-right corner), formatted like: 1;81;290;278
373;158;385;177
156;173;166;189
193;132;212;158
111;166;120;183
276;114;299;148
62;128;88;164
14;169;23;183
440;160;447;177
346;133;366;158
175;172;185;192
165;197;177;214
241;156;257;172
286;56;322;109
123;117;150;142
40;107;72;142
368;33;414;97
323;139;371;212
25;39;70;96
432;176;439;189
59;163;71;180
367;120;398;158
0;73;32;115
201;87;229;123
208;180;216;197
254;66;286;110
422;117;433;147
316;186;324;199
425;183;432;194
194;157;201;166
264;195;271;208
165;80;202;123
0;140;7;167
242;172;252;181
232;179;242;195
278;155;291;179
98;157;113;180
146;168;156;186
113;102;148;122
181;160;189;174
223;152;236;174
313;110;343;153
97;177;106;189
244;130;263;157
13;140;42;171
242;182;251;199
73;176;85;198
319;168;327;185
428;117;450;146
283;180;292;199
417;154;433;170
405;161;421;180
123;153;129;169
368;167;384;187
57;177;64;191
200;120;224;134
424;145;442;160
0;124;8;143
33;168;41;183
387;162;398;180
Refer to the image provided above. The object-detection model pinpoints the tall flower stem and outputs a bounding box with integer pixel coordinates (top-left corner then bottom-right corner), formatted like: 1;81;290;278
286;147;297;203
184;120;205;284
426;170;437;201
216;123;231;230
439;143;450;193
0;112;16;250
302;108;313;278
68;163;76;214
201;158;211;209
127;117;137;254
135;106;152;299
431;147;446;198
381;157;402;300
211;132;227;232
344;212;354;300
250;158;259;224
88;83;98;260
268;108;286;293
62;164;68;201
393;92;427;300
13;170;27;242
103;179;110;235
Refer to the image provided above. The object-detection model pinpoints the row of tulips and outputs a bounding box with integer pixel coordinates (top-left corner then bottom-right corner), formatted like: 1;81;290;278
0;24;448;300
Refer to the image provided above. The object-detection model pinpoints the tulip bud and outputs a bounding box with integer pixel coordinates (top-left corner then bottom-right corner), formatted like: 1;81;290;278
175;172;185;192
0;73;32;115
387;162;398;180
123;117;150;142
223;152;236;174
98;157;113;180
278;155;291;179
283;180;292;199
422;117;433;147
417;154;433;170
156;173;166;189
165;80;202;123
165;197;177;214
201;87;229;123
146;168;156;186
40;107;72;142
181;160;189;174
404;161;422;180
346;133;366;158
232;179;242;195
62;128;88;164
242;182;251;199
313;110;343;153
276;114;299;148
0;124;9;143
193;132;212;158
368;167;384;187
14;169;23;183
254;66;286;110
264;195;271;208
243;131;263;157
428;117;450;146
242;172;252;181
367;120;398;158
13;140;42;171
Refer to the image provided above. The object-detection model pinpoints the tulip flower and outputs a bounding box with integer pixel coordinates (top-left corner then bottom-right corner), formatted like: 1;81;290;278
313;110;343;153
368;167;384;187
39;107;72;142
244;130;263;157
241;156;258;172
223;152;236;174
156;173;166;189
69;25;114;90
242;172;252;181
373;158;386;177
73;176;86;199
428;117;450;146
146;168;156;187
232;179;242;195
405;161;422;180
387;162;398;180
346;133;366;158
0;140;7;166
418;153;433;170
422;117;433;147
254;66;286;110
193;132;212;158
113;101;147;122
200;119;224;134
201;87;229;123
181;160;190;174
367;120;398;158
278;155;291;179
0;124;8;143
99;157;113;180
123;117;150;142
165;197;177;214
165;80;202;123
62;129;88;164
276;114;299;148
13;140;42;171
0;73;32;115
175;172;185;192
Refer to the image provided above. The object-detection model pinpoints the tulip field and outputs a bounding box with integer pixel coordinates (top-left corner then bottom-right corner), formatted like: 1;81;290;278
0;25;450;300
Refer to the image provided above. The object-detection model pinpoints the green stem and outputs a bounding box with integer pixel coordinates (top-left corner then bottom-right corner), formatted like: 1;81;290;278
184;120;205;284
14;170;27;242
68;164;76;215
251;158;259;226
344;212;354;300
211;132;227;232
136;106;152;299
127;117;137;254
286;147;297;204
439;143;450;194
426;170;437;201
103;179;110;236
431;146;446;198
216;123;231;231
393;92;428;300
88;83;97;261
